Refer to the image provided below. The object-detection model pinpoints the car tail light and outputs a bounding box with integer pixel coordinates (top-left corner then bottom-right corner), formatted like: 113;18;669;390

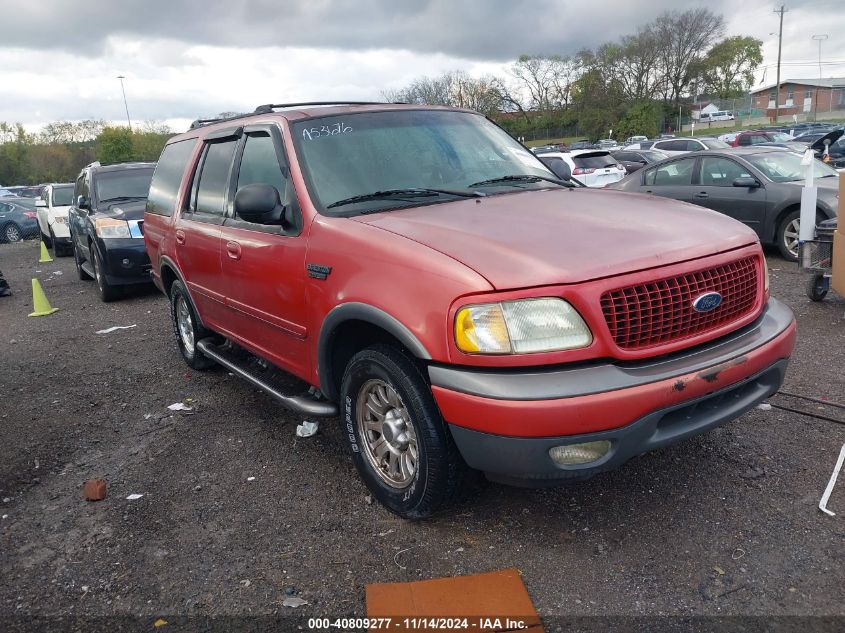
23;211;36;219
572;167;595;175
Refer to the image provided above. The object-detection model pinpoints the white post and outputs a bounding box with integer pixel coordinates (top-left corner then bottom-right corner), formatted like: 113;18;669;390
799;148;817;242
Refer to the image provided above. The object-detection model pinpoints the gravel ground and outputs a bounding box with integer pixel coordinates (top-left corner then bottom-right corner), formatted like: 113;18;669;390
1;239;844;630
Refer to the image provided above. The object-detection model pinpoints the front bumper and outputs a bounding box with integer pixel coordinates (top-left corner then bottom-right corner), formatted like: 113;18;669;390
429;298;796;484
95;238;152;286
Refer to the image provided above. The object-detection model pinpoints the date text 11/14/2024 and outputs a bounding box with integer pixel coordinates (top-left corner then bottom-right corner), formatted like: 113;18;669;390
307;617;532;629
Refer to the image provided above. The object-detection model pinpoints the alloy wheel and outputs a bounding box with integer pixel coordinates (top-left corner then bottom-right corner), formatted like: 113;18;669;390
356;379;418;489
175;295;195;355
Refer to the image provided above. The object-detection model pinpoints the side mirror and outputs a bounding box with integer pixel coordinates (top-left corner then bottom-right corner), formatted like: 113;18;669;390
77;195;90;210
539;156;571;181
35;199;47;208
234;183;287;225
733;177;760;188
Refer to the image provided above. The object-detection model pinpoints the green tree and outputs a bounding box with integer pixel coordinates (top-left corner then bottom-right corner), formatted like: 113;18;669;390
96;126;134;164
615;102;661;139
698;36;763;99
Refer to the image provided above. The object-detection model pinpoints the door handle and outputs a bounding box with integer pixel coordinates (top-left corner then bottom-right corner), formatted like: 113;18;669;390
226;241;242;260
694;192;709;199
175;229;186;245
645;190;653;194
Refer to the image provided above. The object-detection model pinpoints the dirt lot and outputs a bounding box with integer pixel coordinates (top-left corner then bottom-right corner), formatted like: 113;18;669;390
1;239;844;630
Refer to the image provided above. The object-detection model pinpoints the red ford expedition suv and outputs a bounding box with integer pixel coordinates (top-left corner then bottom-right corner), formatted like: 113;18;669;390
144;103;796;519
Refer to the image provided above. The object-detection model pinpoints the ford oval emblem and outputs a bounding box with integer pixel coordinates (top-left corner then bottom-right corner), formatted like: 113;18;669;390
693;292;722;313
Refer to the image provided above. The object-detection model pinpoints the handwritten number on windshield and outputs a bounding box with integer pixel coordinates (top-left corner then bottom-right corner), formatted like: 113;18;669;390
302;122;353;141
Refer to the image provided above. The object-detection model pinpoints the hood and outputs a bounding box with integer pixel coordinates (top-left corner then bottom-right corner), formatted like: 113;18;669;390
52;205;70;217
352;188;759;290
810;129;844;153
96;199;146;221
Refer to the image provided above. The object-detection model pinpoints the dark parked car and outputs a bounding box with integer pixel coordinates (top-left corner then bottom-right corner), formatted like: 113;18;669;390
607;147;840;261
610;149;669;174
568;140;594;150
0;200;39;242
68;161;156;301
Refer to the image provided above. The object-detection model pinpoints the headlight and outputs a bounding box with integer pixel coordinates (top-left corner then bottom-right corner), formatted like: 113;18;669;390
95;218;131;239
455;298;592;354
763;258;770;292
53;216;66;224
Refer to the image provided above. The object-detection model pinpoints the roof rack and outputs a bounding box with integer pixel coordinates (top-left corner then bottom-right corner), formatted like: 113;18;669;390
253;101;400;114
188;112;250;130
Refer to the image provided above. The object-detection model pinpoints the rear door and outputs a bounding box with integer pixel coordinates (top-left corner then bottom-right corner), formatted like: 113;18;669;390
218;124;310;378
641;157;697;203
694;156;768;235
175;131;240;328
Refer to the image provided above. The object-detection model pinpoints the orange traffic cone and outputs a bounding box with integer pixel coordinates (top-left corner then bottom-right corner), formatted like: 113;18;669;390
27;278;59;317
39;241;53;263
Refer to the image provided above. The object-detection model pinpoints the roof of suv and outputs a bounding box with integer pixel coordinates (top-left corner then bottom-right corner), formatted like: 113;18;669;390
183;102;475;135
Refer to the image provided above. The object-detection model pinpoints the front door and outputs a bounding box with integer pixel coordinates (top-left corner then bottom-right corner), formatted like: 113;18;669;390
219;124;310;378
694;156;768;237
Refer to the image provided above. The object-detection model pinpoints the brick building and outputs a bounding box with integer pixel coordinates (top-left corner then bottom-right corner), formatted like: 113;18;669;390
750;77;845;119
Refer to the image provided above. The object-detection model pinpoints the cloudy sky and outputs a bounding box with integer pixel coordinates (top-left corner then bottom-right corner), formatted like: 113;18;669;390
0;0;842;132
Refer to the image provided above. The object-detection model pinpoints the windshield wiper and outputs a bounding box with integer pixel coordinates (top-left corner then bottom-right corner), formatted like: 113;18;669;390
100;195;146;203
469;174;574;188
327;188;482;209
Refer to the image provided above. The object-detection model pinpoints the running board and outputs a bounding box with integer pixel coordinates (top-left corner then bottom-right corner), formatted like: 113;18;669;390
196;338;338;418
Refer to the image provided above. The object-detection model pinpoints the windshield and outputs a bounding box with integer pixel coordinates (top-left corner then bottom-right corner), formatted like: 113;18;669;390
746;151;839;182
641;150;668;161
290;110;555;214
702;139;731;149
95;169;154;202
769;132;792;142
52;186;73;206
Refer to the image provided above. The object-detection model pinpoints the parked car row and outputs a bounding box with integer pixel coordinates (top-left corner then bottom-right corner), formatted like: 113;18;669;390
607;147;840;261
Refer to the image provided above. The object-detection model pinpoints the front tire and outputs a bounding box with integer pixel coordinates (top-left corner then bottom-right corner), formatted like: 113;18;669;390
41;229;53;248
169;280;216;370
776;210;801;261
340;344;464;519
91;246;121;302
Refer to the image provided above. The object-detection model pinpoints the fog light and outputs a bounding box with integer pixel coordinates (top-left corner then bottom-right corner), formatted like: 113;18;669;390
121;258;131;268
549;440;611;465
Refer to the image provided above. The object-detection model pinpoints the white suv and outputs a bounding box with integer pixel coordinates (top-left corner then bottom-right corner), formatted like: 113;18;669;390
536;150;626;188
35;183;74;256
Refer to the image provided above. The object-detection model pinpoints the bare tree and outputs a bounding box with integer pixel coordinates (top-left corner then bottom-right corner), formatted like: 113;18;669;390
509;55;581;112
653;9;725;105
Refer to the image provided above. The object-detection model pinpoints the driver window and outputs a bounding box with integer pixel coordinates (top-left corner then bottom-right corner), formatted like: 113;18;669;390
236;133;288;201
700;157;753;186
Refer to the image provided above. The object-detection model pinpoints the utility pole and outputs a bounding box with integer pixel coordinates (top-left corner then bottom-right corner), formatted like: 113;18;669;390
773;5;787;124
117;75;132;132
812;34;828;122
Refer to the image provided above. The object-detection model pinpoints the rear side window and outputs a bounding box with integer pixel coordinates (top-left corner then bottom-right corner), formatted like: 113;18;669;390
147;139;196;217
644;159;695;186
191;140;238;216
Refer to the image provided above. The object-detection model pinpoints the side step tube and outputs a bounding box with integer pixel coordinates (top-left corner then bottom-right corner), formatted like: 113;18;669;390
196;338;338;418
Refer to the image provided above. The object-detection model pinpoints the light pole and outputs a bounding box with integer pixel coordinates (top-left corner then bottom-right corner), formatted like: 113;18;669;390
812;34;828;121
773;5;787;123
117;75;132;131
